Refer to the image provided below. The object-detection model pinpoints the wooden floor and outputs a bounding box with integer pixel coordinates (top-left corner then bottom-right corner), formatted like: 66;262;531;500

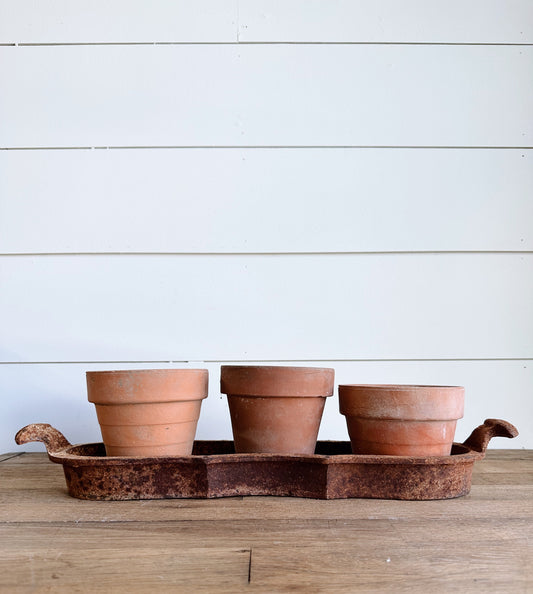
1;450;531;593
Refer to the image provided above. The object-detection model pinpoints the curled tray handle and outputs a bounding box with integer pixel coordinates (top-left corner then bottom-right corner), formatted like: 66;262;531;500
462;418;519;454
15;423;71;454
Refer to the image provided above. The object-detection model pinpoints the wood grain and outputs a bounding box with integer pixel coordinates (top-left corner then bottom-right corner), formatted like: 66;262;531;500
0;450;531;592
0;528;251;592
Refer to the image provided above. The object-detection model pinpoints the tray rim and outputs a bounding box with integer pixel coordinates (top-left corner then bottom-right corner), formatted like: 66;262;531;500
49;439;481;467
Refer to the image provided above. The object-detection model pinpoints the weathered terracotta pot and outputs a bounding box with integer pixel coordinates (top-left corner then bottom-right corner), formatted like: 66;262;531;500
339;384;465;456
220;365;334;454
87;369;208;457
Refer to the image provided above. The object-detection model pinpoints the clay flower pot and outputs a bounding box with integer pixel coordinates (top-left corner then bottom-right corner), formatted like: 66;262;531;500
87;369;208;457
338;384;465;456
220;365;334;454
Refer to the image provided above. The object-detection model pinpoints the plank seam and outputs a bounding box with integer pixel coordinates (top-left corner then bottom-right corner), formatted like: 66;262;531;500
0;453;24;462
1;251;532;257
236;0;241;43
1;358;531;365
1;42;532;47
1;146;532;151
248;548;252;583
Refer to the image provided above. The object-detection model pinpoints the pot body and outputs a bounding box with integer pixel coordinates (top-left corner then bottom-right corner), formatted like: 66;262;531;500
339;384;464;456
221;365;334;454
87;369;208;456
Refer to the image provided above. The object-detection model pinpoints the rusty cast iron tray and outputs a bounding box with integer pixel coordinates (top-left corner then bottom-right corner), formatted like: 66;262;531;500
16;419;517;501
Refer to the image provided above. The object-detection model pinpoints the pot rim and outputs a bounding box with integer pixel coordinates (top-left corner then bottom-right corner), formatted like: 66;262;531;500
87;368;208;404
221;365;335;397
86;369;208;376
338;384;464;420
339;384;464;390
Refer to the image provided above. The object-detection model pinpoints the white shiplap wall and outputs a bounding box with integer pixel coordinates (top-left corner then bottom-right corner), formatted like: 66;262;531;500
1;1;531;452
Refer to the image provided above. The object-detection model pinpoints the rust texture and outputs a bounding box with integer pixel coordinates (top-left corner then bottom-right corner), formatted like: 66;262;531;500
15;423;71;456
15;419;517;501
462;418;518;453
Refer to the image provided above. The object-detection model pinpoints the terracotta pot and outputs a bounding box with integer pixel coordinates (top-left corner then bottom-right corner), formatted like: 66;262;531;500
87;369;208;457
220;365;334;454
338;384;464;456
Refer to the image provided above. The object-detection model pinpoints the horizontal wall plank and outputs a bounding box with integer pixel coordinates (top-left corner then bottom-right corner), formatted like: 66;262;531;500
239;0;533;44
2;360;530;453
2;0;532;45
0;0;237;43
1;149;532;253
1;254;531;361
1;45;531;147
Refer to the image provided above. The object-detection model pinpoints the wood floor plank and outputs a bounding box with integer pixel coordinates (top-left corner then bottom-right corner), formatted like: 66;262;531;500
473;460;533;474
472;473;533;485
0;453;23;463
4;517;527;546
1;489;532;524
249;540;531;592
475;449;532;461
1;521;530;593
0;452;52;464
1;463;68;488
0;542;250;592
1;482;532;524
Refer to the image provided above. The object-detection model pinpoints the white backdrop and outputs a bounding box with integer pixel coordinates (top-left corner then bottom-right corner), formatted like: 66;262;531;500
1;0;532;452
